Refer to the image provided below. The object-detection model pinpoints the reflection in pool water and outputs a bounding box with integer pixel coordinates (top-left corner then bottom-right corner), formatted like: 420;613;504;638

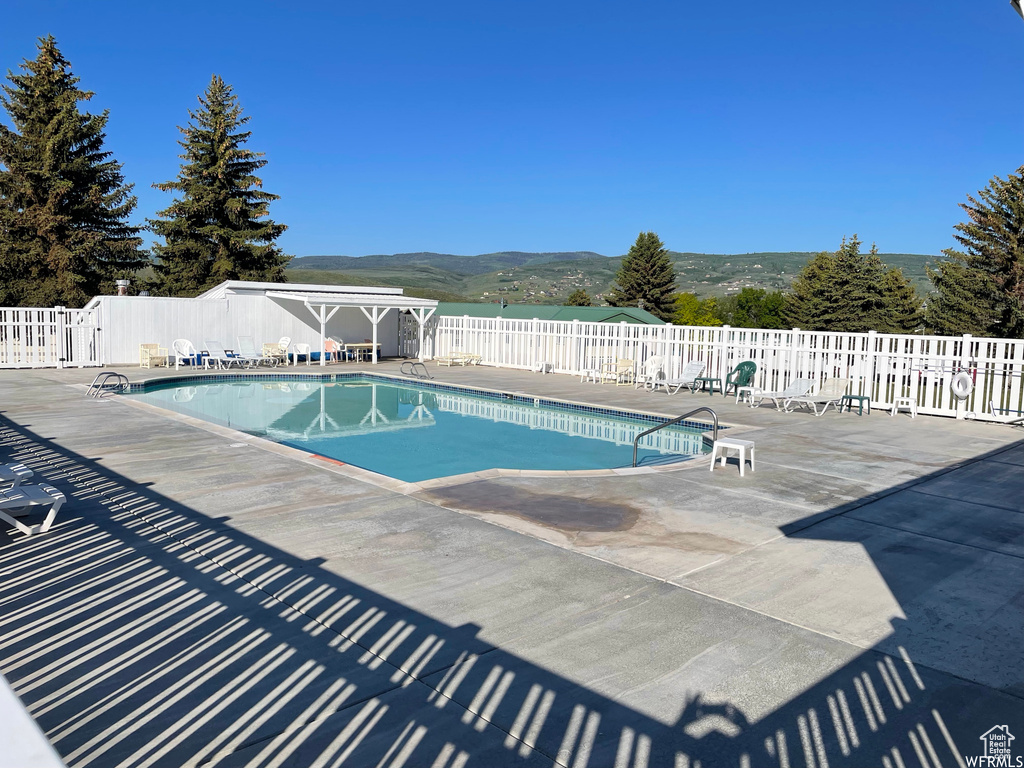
131;378;710;482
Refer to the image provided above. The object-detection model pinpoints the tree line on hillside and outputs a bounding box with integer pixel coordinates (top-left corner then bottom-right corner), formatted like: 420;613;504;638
587;189;1024;337
0;37;289;307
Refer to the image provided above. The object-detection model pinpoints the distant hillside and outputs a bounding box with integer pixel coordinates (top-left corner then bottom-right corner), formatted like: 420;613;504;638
291;251;605;276
286;250;937;305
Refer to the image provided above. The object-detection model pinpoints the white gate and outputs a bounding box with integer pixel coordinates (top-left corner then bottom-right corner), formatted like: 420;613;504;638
0;306;101;369
398;312;420;358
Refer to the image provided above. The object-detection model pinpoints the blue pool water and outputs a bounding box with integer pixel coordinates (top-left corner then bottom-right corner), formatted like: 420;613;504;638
129;377;710;482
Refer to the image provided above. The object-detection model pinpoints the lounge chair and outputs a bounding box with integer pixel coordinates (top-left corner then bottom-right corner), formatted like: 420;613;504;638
634;355;665;390
784;377;851;416
0;463;33;488
655;361;706;394
172;339;201;370
751;378;814;410
724;361;758;397
203;341;244;370
237;336;275;367
0;483;66;535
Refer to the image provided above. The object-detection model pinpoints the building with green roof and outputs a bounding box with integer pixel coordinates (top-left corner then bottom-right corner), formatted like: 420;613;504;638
435;303;664;324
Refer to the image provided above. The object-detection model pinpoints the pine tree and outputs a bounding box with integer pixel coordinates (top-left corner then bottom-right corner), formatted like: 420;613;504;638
926;168;1024;337
786;236;923;332
879;268;923;333
605;231;677;321
150;75;290;295
564;288;592;306
0;36;146;307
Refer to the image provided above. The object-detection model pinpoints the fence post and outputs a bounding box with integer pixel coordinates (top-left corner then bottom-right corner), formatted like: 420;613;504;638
866;330;877;404
721;325;731;379
55;306;66;370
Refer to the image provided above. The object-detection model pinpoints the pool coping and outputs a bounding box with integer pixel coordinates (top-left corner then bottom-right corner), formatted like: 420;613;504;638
103;369;760;494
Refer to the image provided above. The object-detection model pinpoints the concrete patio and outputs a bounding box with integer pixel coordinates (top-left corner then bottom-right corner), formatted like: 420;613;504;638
0;362;1022;767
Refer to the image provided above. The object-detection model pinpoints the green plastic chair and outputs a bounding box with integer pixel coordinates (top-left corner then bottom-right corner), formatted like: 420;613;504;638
724;361;757;396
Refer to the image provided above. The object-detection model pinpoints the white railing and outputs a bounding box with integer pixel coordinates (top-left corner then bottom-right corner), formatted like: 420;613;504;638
0;306;101;369
427;316;1024;421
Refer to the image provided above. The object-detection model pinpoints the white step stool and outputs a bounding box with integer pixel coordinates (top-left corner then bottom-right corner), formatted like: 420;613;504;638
710;438;756;477
891;397;917;418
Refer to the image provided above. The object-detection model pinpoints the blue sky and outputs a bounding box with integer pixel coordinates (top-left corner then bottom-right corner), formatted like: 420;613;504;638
2;1;1022;258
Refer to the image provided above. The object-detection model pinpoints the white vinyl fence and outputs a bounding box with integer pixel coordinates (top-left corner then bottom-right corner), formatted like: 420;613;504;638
427;316;1024;422
0;307;100;368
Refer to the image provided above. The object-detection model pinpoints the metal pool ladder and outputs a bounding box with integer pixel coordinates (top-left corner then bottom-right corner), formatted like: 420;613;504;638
86;372;130;398
400;361;433;380
632;406;719;468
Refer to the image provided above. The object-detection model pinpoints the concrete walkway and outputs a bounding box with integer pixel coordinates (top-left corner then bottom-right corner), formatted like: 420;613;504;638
0;364;1021;767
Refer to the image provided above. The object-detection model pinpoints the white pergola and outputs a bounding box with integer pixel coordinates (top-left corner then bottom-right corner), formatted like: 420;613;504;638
265;291;438;365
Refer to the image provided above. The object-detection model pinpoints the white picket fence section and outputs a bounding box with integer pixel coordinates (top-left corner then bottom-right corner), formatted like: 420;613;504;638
426;316;1024;422
0;307;101;369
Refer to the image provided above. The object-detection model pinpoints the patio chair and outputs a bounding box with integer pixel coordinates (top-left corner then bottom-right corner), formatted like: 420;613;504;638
203;341;244;370
656;361;706;394
139;343;168;368
323;338;343;363
0;463;33;488
752;378;814;410
601;358;635;386
0;482;66;536
292;342;312;366
634;355;666;390
237;336;274;367
262;337;290;364
724;361;757;397
172;339;201;370
784;377;851;416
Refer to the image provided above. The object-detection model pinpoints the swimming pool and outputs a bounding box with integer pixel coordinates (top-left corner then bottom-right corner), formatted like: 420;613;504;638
128;376;712;482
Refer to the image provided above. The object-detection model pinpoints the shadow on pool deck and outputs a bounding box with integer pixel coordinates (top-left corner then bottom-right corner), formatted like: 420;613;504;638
0;410;1022;767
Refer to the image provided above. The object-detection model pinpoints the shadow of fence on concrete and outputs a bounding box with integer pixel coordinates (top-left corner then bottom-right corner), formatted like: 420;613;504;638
0;413;1022;767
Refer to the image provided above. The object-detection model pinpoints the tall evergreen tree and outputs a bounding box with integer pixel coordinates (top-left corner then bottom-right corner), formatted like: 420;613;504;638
926;168;1024;337
786;235;923;332
605;231;677;321
150;75;290;295
0;36;146;307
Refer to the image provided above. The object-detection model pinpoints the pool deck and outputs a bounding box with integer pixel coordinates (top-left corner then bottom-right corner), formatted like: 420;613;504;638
1;361;1022;767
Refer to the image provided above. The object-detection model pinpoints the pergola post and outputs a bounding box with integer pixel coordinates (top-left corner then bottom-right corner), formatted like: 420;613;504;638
359;306;392;364
410;307;436;361
304;302;341;366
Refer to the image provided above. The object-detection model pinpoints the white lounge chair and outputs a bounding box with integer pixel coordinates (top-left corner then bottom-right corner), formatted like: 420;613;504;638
752;378;814;410
0;483;66;535
656;361;707;394
172;339;201;370
634;355;666;390
203;341;243;370
0;463;33;488
237;336;274;367
784;378;851;416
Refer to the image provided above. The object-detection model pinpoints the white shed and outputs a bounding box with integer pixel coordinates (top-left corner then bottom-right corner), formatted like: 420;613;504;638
85;280;438;366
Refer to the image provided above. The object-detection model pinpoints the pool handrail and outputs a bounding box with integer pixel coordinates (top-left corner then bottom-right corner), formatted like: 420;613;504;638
632;407;719;467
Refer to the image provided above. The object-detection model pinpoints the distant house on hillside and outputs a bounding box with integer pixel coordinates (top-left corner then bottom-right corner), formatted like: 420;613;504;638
434;303;664;325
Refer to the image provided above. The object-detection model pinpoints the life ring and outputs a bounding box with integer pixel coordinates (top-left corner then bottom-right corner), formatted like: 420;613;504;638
950;371;973;399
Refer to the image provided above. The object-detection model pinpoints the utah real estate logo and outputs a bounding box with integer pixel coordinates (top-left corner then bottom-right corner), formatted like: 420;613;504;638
966;726;1021;767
